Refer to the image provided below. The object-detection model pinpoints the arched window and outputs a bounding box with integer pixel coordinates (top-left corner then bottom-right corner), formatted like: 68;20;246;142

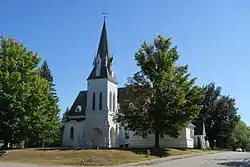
70;127;74;140
92;92;96;111
109;91;112;111
113;92;116;113
99;92;103;110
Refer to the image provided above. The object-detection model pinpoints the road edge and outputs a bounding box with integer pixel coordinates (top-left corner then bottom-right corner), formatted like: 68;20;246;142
114;151;221;167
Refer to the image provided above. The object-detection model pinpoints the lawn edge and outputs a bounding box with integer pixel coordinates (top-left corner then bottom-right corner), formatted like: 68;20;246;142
114;151;221;167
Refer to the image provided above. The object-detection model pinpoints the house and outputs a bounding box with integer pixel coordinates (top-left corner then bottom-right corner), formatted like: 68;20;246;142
62;18;197;149
192;119;209;149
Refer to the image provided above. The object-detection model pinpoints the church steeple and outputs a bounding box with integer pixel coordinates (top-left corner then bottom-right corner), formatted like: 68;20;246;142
97;18;110;62
87;17;118;84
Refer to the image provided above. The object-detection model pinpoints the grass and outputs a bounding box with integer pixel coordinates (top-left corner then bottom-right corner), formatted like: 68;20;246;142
0;148;214;166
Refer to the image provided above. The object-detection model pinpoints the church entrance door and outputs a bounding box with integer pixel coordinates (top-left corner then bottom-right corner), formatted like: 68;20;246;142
91;128;104;148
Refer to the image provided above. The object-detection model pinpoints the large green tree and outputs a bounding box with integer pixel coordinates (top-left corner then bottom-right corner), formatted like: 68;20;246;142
199;83;240;149
199;83;221;120
115;36;204;147
228;120;250;151
0;37;48;147
37;60;61;146
39;60;59;102
0;36;61;148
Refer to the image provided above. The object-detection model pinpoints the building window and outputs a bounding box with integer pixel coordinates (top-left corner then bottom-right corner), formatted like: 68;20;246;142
160;132;164;139
99;92;103;110
75;105;81;112
113;92;116;112
142;135;148;139
109;91;112;111
92;92;96;111
125;131;129;139
190;129;194;139
70;127;74;140
82;130;84;139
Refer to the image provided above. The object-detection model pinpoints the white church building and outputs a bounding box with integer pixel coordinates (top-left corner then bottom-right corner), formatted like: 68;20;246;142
62;19;203;149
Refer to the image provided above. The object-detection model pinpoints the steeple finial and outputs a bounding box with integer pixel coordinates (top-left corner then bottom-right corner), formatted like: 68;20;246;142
96;13;110;62
102;12;108;21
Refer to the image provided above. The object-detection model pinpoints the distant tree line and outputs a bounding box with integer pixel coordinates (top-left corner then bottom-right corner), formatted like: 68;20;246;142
0;37;61;149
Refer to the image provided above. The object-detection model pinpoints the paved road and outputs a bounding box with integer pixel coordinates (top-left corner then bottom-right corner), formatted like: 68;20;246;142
146;152;250;167
0;152;249;167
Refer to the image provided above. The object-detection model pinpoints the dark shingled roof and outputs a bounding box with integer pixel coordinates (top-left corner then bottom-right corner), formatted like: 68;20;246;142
66;87;127;122
87;65;118;84
87;19;118;84
67;91;87;117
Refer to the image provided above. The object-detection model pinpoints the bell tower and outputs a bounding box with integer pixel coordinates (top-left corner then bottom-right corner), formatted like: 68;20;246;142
85;16;118;148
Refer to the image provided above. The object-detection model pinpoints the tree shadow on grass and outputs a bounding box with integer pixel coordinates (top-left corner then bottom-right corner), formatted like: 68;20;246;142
36;147;75;151
218;159;250;167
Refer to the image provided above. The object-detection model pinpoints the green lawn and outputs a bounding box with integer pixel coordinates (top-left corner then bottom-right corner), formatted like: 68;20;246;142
0;148;214;166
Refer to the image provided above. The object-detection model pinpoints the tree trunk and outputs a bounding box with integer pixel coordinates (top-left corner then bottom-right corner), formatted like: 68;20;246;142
209;140;214;150
3;139;9;150
224;138;228;149
154;130;160;148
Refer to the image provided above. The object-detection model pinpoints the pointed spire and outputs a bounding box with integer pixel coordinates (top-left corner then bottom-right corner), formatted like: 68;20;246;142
87;16;118;84
97;15;110;62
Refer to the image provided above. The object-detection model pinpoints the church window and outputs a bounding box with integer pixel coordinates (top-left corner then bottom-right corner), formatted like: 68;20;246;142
92;92;96;111
109;91;112;111
113;92;116;112
190;129;194;139
99;92;103;110
75;105;81;112
70;127;74;140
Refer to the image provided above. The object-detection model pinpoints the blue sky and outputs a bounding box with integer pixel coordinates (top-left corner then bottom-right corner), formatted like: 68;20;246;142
1;0;249;125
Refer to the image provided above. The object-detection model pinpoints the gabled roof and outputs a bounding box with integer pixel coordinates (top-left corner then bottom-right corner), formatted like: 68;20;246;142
67;91;87;118
188;123;196;128
87;65;118;84
65;87;127;122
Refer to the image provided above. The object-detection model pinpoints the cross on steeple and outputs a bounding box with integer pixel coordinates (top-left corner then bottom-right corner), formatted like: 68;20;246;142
102;12;108;20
